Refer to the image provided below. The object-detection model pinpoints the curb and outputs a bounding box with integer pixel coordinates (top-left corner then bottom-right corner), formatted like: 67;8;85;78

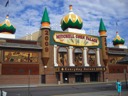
0;81;116;88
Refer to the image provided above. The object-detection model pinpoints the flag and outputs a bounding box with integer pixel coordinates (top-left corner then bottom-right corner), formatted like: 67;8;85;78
5;0;9;7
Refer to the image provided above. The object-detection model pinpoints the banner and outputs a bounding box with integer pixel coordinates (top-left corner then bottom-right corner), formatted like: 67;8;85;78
53;32;100;46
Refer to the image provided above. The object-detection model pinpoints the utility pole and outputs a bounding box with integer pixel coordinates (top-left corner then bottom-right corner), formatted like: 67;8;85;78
0;89;3;96
124;69;128;88
28;70;31;96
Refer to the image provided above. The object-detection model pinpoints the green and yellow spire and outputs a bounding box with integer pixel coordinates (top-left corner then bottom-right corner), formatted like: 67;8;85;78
0;15;16;34
113;32;125;46
41;8;50;28
61;5;83;31
99;18;107;36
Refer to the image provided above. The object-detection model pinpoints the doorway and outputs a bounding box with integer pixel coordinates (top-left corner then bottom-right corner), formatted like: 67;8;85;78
75;73;84;83
90;72;98;82
41;75;45;83
63;73;69;83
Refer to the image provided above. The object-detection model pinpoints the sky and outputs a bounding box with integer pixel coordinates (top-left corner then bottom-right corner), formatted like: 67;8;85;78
0;0;128;47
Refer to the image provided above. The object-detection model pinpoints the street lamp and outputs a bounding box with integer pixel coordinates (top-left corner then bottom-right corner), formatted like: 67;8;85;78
44;65;47;69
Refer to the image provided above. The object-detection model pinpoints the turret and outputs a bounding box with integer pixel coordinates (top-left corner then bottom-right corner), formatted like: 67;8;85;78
60;5;85;34
0;15;16;39
113;32;127;49
99;18;108;67
0;15;16;34
61;5;83;31
99;18;107;36
40;8;50;66
41;8;50;28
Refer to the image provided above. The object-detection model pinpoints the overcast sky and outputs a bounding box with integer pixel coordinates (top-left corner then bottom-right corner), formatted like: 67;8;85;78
0;0;128;47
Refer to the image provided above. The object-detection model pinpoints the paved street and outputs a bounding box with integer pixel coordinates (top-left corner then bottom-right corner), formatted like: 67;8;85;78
0;82;128;96
53;90;128;96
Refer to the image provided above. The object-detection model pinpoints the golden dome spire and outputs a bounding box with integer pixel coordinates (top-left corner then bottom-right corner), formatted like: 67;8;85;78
60;5;83;31
0;15;16;34
69;5;73;11
6;14;9;19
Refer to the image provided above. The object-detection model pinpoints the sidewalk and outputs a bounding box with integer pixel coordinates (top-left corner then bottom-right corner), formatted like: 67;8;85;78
0;81;117;88
53;90;128;96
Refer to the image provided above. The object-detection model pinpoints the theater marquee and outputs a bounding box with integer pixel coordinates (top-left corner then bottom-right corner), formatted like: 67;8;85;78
53;32;100;46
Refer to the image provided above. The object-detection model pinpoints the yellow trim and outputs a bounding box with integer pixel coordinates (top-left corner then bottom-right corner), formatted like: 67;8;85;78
62;13;83;24
42;22;50;27
113;35;121;41
115;44;123;46
0;32;12;34
0;24;3;26
100;31;106;36
78;16;82;24
71;14;77;23
5;20;11;26
64;14;69;23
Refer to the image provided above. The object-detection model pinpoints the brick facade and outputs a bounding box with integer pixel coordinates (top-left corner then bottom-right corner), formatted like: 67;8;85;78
0;75;41;85
105;73;128;81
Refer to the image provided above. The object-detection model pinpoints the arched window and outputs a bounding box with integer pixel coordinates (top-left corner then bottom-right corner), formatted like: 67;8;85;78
88;49;96;67
74;48;83;66
58;47;68;66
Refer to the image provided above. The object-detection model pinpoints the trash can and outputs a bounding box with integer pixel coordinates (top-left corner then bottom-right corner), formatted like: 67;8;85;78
106;78;108;82
58;81;61;85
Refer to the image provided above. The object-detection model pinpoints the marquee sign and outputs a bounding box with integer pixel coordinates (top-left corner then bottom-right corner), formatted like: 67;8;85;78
55;67;106;72
53;32;100;46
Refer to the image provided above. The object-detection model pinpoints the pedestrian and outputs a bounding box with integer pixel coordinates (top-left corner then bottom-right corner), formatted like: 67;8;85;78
116;79;122;96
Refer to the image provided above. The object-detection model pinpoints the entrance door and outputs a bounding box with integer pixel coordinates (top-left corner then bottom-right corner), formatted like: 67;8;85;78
41;75;45;83
90;72;98;82
63;73;69;83
75;73;84;83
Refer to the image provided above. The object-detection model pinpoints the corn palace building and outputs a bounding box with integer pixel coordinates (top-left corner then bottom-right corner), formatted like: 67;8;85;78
0;5;128;84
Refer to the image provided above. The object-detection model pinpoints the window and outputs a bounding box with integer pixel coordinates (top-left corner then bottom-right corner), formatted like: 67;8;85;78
88;49;96;67
74;48;83;66
58;47;68;66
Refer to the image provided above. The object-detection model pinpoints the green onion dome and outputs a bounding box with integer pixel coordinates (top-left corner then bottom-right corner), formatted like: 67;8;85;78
113;32;125;46
0;15;16;34
60;5;83;31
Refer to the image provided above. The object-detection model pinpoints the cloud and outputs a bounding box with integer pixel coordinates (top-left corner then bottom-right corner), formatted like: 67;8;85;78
0;0;128;47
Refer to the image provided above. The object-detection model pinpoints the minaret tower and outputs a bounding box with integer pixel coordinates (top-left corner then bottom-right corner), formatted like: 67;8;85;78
99;18;108;67
40;8;50;66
